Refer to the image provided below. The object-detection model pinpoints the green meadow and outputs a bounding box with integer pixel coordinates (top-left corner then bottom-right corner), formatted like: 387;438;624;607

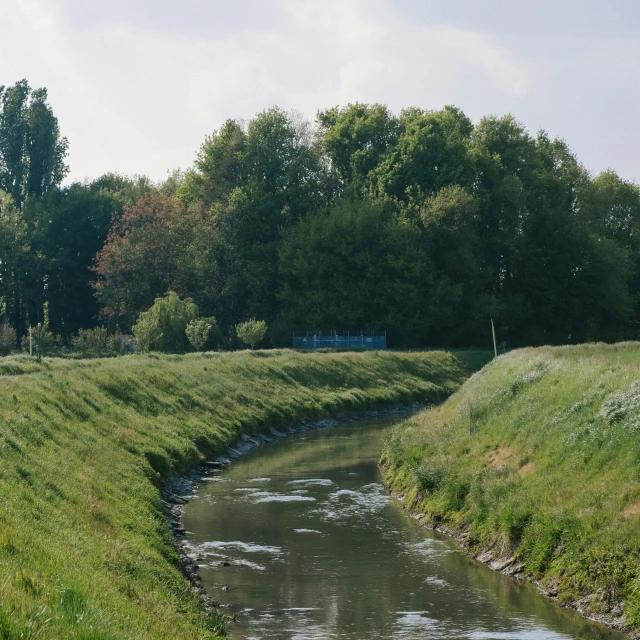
382;343;640;633
0;349;486;639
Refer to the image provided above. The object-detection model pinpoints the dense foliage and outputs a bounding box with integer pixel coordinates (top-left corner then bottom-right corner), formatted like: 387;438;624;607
2;79;640;349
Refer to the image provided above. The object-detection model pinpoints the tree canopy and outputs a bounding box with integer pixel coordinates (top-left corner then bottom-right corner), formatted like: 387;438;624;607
2;83;640;351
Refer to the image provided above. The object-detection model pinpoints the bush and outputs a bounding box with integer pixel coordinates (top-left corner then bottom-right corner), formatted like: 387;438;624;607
0;323;16;355
412;464;445;493
72;327;133;356
72;327;108;354
235;318;267;350
23;325;62;357
132;292;198;353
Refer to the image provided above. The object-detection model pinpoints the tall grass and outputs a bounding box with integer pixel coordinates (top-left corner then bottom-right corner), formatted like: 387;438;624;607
382;342;640;631
0;348;485;639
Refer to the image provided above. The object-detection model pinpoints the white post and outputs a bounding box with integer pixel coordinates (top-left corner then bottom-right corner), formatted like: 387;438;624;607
491;319;498;358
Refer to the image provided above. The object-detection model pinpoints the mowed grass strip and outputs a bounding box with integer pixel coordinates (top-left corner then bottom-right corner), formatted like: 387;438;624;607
0;348;486;639
382;342;640;631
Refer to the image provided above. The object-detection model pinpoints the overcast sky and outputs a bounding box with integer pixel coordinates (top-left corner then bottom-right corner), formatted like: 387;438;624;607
3;0;640;183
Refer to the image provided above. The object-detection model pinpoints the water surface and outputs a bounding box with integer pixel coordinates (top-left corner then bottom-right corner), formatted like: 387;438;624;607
182;417;625;639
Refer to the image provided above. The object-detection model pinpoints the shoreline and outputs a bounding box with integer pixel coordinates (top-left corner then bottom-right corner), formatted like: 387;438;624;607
161;403;426;630
163;401;632;639
387;489;633;639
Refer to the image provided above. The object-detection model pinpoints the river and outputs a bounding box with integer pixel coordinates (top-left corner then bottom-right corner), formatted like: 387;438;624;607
181;416;625;639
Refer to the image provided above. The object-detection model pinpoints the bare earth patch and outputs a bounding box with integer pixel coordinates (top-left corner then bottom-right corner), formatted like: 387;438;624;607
623;500;640;519
485;446;516;469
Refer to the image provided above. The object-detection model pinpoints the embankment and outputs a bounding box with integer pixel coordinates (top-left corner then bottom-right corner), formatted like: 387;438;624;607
381;343;640;636
0;348;487;639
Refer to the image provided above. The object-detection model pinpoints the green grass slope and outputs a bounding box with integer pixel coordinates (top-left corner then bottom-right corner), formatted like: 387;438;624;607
382;343;640;633
0;348;486;639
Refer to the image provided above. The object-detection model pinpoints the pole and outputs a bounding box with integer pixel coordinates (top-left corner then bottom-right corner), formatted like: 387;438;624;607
29;327;32;357
37;322;42;362
491;319;498;359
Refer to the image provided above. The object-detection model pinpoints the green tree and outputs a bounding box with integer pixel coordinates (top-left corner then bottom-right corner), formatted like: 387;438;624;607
23;179;138;336
185;318;212;351
0;190;28;333
235;318;267;349
317;103;398;190
278;198;443;346
369;106;475;209
182;108;324;328
0;80;68;207
132;292;199;353
577;170;640;335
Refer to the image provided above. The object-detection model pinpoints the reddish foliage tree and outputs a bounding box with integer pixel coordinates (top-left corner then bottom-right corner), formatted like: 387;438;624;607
93;193;193;329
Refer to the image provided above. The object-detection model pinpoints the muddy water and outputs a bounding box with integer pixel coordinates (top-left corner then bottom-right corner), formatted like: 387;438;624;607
182;417;625;639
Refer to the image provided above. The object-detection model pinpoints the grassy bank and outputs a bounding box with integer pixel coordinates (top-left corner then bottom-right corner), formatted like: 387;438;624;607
0;348;487;639
382;343;640;634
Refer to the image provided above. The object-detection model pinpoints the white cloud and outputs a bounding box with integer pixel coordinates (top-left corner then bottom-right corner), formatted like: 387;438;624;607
186;0;531;130
2;0;638;183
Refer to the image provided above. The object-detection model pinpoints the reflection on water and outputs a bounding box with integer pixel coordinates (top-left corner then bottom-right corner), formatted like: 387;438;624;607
182;417;625;640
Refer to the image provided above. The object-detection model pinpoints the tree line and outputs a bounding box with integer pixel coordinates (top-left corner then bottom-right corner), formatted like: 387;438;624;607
1;78;639;352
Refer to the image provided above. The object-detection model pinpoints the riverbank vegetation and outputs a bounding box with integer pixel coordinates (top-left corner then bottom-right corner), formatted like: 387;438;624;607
0;348;486;639
382;343;640;633
2;80;640;350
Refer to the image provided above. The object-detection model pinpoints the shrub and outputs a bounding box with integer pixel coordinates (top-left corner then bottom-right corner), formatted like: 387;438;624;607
23;325;62;357
412;464;445;493
500;503;534;545
106;331;134;355
0;323;16;355
235;318;267;350
71;327;133;356
72;327;109;354
444;476;471;511
185;319;212;351
132;292;198;353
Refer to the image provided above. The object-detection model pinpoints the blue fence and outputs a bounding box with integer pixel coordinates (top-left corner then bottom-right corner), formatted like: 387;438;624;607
293;330;386;351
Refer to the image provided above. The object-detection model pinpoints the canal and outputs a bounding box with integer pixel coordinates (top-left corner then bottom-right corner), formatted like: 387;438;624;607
182;416;624;639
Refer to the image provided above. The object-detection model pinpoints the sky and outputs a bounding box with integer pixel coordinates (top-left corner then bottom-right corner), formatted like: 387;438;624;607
3;0;640;184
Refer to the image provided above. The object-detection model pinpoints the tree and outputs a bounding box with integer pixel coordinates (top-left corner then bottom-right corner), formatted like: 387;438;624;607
181;108;324;328
235;318;267;349
93;193;193;329
277;198;441;346
0;80;68;207
132;292;199;353
317;103;398;190
369;106;475;209
0;190;28;333
22;179;135;336
577;170;640;335
185;318;212;351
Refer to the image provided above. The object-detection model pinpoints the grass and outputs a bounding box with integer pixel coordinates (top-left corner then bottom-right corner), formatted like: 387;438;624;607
0;348;488;639
381;342;640;631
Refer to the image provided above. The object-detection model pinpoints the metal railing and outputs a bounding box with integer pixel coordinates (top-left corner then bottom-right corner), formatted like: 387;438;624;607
293;330;386;351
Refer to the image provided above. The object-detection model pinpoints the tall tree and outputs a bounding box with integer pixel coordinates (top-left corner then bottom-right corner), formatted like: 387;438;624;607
577;170;640;336
0;190;29;331
93;192;192;329
317;103;398;191
184;108;324;326
278;198;443;346
0;80;68;207
369;105;475;210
